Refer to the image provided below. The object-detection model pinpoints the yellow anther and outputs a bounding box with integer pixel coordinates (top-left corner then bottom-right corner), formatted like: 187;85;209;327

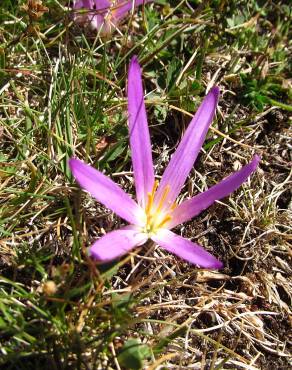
143;181;175;235
170;201;177;211
146;180;159;214
146;193;153;214
156;215;172;229
156;185;170;214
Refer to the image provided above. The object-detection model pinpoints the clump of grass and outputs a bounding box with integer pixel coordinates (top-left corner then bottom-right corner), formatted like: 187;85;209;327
0;1;291;368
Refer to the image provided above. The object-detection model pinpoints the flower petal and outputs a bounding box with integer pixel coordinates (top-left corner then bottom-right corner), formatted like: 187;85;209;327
114;0;152;20
154;87;219;210
152;229;223;269
89;1;111;32
128;56;154;207
73;0;92;10
90;226;148;261
69;158;143;225
168;155;260;228
93;0;111;11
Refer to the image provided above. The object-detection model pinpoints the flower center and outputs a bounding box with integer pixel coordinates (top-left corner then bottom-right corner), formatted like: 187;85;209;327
143;180;176;236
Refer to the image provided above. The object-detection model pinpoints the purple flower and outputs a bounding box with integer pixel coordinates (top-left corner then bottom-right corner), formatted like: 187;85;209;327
73;0;153;36
69;56;260;269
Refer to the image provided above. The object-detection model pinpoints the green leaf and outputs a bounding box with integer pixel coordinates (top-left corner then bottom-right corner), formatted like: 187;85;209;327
117;339;151;370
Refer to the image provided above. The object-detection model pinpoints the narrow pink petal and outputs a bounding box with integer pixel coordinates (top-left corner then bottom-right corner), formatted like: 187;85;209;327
74;0;111;13
168;155;260;229
90;1;111;32
114;0;153;20
152;229;223;269
73;1;110;31
90;226;148;261
154;87;219;211
90;15;111;32
93;0;111;11
73;0;92;10
69;158;143;225
127;56;154;207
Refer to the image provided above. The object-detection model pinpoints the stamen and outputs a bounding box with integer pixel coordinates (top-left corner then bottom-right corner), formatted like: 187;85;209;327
156;185;170;213
146;193;153;214
143;181;175;235
170;201;177;211
146;180;159;214
156;215;172;229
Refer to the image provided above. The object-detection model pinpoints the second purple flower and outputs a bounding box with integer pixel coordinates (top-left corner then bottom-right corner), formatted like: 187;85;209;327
73;0;153;36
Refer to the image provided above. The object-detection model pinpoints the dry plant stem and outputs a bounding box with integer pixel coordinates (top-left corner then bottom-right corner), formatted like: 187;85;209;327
125;240;157;282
